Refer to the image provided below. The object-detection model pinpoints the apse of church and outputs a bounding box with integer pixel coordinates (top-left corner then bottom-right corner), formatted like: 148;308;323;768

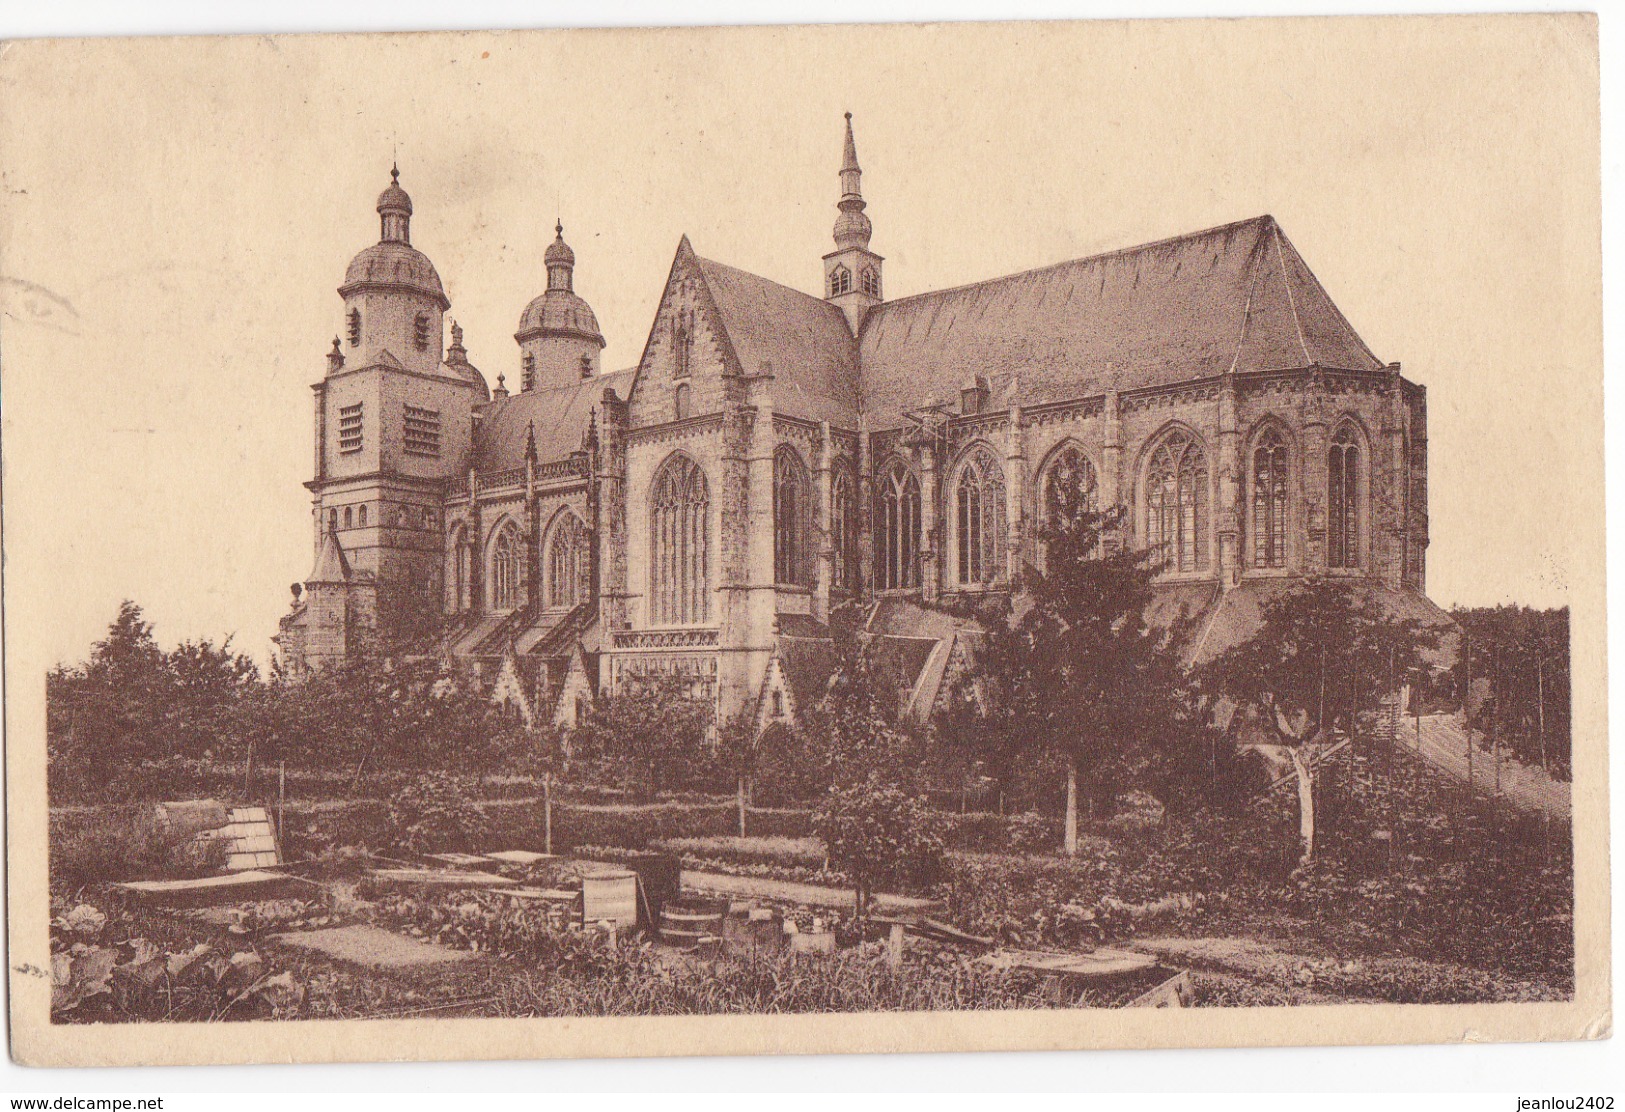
279;116;1433;730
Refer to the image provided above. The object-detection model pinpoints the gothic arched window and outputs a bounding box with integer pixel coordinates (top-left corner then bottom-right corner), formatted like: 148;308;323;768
328;508;338;532
774;447;812;586
650;454;710;624
875;458;921;590
954;444;1007;585
544;512;587;609
344;506;353;528
1038;444;1098;568
829;264;852;297
831;464;859;591
1145;430;1209;573
490;520;523;612
860;266;880;298
1041;444;1098;525
1328;425;1362;569
358;505;368;527
1252;427;1290;569
446;524;468;612
673;382;691;421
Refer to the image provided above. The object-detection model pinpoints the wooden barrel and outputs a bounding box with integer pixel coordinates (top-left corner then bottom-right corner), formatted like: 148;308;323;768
659;897;726;949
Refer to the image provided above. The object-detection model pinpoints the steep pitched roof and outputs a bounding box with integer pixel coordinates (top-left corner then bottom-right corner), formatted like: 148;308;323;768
473;367;635;471
305;529;352;585
692;253;860;426
856;215;1384;427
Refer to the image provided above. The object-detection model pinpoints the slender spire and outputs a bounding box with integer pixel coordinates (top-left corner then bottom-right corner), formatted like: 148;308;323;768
833;112;872;251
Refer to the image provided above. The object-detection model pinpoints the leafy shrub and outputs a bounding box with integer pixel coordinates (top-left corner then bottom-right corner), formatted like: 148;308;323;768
385;776;490;854
814;774;946;910
1005;811;1058;855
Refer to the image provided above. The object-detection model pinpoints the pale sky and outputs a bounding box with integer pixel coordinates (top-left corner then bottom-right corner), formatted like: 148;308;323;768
0;15;1602;671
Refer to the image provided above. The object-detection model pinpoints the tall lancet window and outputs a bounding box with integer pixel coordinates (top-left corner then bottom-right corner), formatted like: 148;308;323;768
1328;426;1362;569
1252;428;1290;569
831;464;859;591
1039;445;1098;569
490;521;523;612
1145;430;1209;573
954;444;1007;585
545;512;587;609
860;267;881;298
875;459;921;590
774;448;813;586
829;265;852;297
650;454;710;624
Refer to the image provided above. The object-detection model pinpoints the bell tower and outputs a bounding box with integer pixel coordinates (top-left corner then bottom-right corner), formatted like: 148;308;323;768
822;113;883;335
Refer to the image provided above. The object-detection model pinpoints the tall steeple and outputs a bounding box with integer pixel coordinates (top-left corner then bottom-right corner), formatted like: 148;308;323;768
823;112;883;335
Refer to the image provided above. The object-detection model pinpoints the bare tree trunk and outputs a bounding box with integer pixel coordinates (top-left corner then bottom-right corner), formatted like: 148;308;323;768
1290;746;1316;864
737;775;748;838
544;772;554;856
1064;759;1079;857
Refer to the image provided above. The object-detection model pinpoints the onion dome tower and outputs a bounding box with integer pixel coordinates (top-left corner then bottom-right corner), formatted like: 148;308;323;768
515;221;606;391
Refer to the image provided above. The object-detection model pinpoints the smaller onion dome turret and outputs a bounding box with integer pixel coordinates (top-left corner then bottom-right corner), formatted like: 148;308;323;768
516;223;605;349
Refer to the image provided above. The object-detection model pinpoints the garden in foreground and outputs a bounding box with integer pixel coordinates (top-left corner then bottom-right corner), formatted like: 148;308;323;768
46;500;1573;1021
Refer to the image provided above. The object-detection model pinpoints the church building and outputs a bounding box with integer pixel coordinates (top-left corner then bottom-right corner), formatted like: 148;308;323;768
277;116;1441;731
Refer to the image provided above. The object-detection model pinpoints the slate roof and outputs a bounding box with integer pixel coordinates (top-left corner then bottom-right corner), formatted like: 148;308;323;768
1183;579;1459;669
693;255;860;426
305;529;352;584
669;216;1383;431
473;367;635;472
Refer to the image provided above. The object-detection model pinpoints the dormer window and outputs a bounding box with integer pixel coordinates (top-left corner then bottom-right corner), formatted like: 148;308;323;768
829;264;852;296
347;309;361;347
522;353;535;392
961;377;989;415
413;313;431;351
860;266;880;298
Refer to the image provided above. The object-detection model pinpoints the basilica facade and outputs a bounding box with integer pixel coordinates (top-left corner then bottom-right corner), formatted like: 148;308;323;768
277;117;1441;731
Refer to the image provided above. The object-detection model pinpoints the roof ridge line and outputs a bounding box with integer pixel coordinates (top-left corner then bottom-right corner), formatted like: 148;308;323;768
1226;240;1268;376
1273;225;1386;370
1271;224;1313;366
694;253;852;317
872;214;1277;314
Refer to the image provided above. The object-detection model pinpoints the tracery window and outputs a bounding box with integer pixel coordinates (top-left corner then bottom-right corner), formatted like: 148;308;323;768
860;266;880;298
831;464;859;591
650;454;710;624
490;520;523;612
1145;430;1209;573
1041;444;1098;524
829;264;852;297
1038;444;1098;567
954;444;1007;585
544;512;588;609
1328;425;1362;569
774;447;812;586
875;458;921;590
1252;427;1290;569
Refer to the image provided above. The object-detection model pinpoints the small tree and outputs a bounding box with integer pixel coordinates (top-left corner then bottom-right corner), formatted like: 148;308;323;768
573;673;715;799
813;772;945;915
968;477;1189;855
1200;578;1439;864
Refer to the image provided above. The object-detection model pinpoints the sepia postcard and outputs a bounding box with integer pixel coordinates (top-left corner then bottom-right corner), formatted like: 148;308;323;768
1;13;1607;1068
